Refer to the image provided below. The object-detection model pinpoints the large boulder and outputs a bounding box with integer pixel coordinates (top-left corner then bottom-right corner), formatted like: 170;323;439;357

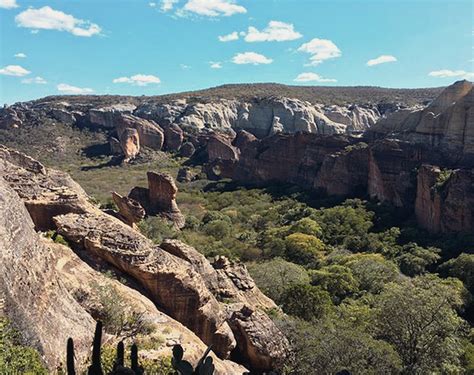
115;114;164;151
111;191;145;228
163;123;184;151
119;127;140;161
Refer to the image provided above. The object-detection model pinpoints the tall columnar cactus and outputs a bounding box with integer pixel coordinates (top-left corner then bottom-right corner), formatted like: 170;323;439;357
88;321;104;375
171;344;215;375
67;338;75;375
130;344;144;375
114;341;125;369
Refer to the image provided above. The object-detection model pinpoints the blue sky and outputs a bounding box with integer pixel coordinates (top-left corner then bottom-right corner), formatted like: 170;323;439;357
0;0;472;104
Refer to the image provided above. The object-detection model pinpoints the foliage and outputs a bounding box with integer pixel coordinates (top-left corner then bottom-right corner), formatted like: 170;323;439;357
247;258;310;304
440;253;474;292
280;284;333;321
396;242;441;276
374;275;469;374
284;233;325;266
309;265;359;303
0;318;48;374
278;317;401;375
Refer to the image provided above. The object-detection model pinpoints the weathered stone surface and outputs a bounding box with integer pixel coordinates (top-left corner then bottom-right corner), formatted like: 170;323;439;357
369;80;474;163
324;104;379;132
52;240;247;375
228;305;289;372
207;133;240;162
88;104;137;128
0;106;22;129
179;142;196;157
0;177;95;369
112;191;145;228
109;136;122;155
415;165;474;233
119;127;140;161
50;108;77;125
53;212;236;358
145;172;186;229
163;123;184;151
116;114;164;151
232;129;257;151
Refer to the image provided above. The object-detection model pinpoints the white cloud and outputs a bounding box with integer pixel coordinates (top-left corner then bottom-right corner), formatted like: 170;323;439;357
22;76;47;84
232;52;273;65
297;38;341;65
112;74;161;86
0;0;18;9
244;21;302;42
218;31;239;42
294;72;337;83
366;55;397;66
210;61;222;69
180;64;190;69
149;2;157;7
14;52;27;58
57;83;94;94
160;0;178;11
183;0;246;17
0;65;31;76
15;6;101;37
428;70;474;79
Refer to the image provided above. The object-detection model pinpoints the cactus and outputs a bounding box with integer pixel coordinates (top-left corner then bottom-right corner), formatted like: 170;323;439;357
67;338;75;375
113;341;125;370
130;344;143;375
88;321;104;375
172;344;215;375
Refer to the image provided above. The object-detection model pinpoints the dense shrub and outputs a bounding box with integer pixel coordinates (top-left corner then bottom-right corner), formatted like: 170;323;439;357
280;284;333;321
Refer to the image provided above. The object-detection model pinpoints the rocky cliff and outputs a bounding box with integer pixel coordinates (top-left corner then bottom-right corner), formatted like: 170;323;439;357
0;145;288;372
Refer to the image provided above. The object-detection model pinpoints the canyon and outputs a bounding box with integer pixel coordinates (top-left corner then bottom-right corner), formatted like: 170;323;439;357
0;81;472;373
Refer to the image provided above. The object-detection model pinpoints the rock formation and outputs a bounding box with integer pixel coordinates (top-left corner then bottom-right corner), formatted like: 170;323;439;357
177;167;196;183
119;127;140;161
163;123;184;151
369;80;474;163
0;145;288;372
129;172;186;229
415;165;474;233
111;191;145;228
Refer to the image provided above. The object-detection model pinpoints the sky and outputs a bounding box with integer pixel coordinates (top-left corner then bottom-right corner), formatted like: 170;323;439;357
0;0;472;104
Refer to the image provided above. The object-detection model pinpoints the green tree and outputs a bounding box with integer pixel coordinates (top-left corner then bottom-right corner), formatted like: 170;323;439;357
374;275;468;374
290;218;322;237
280;284;332;321
310;265;359;303
396;243;441;276
440;253;474;292
285;233;326;266
247;258;310;304
341;253;399;294
278;318;401;375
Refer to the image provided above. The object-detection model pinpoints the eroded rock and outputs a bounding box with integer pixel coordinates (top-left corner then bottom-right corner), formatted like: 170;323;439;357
111;191;145;228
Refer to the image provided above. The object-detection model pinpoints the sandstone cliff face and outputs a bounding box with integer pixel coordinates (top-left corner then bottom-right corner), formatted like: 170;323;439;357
0;146;287;372
415;165;474;233
0;177;95;369
369;80;474;163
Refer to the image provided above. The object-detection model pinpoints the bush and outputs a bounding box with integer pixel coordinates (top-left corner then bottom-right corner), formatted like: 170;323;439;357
280;284;333;321
310;265;358;303
0;318;48;374
285;233;326;266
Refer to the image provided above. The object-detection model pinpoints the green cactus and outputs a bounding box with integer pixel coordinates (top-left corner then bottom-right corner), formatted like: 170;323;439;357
67;338;75;375
113;341;124;370
88;321;104;375
171;344;215;375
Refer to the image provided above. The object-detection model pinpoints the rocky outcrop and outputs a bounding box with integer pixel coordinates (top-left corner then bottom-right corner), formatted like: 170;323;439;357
111;191;145;228
119;127;140;161
415;165;474;233
0;176;95;369
177;167;196;183
324;104;379;132
228;305;289;372
0;147;286;370
179;142;196;158
88;104;137;128
207;133;240;162
0;106;23;128
163;123;184;151
115;114;164;151
129;172;186;229
369;80;474;163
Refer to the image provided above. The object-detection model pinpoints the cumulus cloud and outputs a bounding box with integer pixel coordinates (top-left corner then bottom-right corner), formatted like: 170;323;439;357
149;2;157;7
232;52;273;65
22;76;47;84
112;74;161;86
244;21;302;42
15;6;101;37
428;70;474;79
57;83;94;94
160;0;178;11
366;55;397;66
297;38;341;65
14;52;27;58
294;72;337;83
210;61;222;69
0;0;18;9
183;0;246;17
0;65;31;76
218;31;239;42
